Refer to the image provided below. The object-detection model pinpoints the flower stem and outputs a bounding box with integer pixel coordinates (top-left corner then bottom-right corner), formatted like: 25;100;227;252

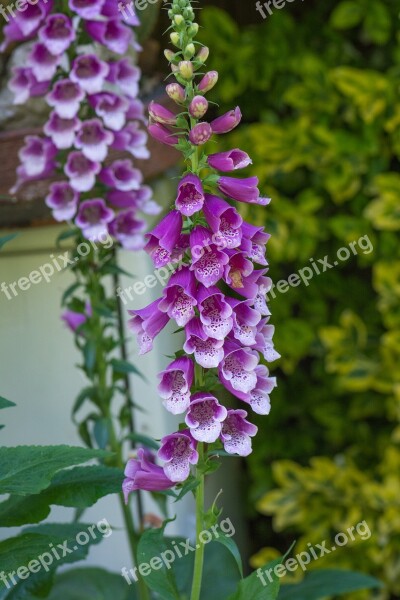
190;442;205;600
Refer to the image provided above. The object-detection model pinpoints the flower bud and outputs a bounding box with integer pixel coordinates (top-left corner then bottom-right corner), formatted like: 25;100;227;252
166;83;186;104
196;46;209;64
164;49;176;62
189;95;209;119
171;63;179;73
184;43;196;59
198;71;218;94
189;122;213;146
148;123;179;147
148;101;177;126
170;32;180;47
210;107;242;134
179;61;194;80
188;22;199;37
174;14;184;26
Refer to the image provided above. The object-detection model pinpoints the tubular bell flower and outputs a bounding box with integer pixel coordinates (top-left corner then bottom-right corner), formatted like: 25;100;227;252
85;19;132;55
123;448;174;502
207;149;252;172
218;176;269;205
74;118;114;162
108;210;145;250
203;194;243;249
211;107;242;134
128;300;169;355
190;226;229;287
144;210;183;268
39;14;76;55
158;357;194;415
18;136;57;178
183;318;225;369
9;68;49;104
44;112;80;150
47;80;85;119
45;182;79;222
220;410;258;457
185;392;228;443
29;43;61;82
75;198;114;240
176;174;205;217
148;101;177;126
70;55;110;94
159;267;198;327
148;123;179;147
65;151;101;192
158;431;198;483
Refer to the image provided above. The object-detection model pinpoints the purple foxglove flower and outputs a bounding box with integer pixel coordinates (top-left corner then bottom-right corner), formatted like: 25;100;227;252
102;0;140;26
65;151;101;192
100;159;142;191
207;149;252;172
89;92;129;131
166;82;186;104
158;356;194;415
18;136;57;178
240;222;270;266
45;182;79;221
211;107;242;135
62;302;92;333
197;285;233;341
69;0;106;19
158;431;198;483
75;118;114;162
198;71;218;94
185;392;228;443
112;122;149;159
218;176;269;205
47;79;85;119
123;448;174;502
70;54;110;94
128;299;169;355
107;188;151;209
224;251;254;290
10;162;56;195
86;19;132;55
219;343;259;395
144;210;182;268
189;122;213;146
9;68;48;104
189;95;209;119
148;123;179;147
135;186;160;215
39;14;76;56
13;2;52;37
75;198;114;240
1;21;26;53
253;271;273;315
176;174;205;217
108;210;145;250
44;112;81;150
245;365;277;415
220;409;257;457
203;194;243;250
158;267;197;327
190;226;229;287
254;318;280;362
183;318;224;368
149;101;177;126
107;59;140;97
227;298;261;346
29;43;61;82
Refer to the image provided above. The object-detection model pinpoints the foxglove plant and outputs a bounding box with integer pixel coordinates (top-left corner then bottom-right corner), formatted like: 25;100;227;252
123;1;280;598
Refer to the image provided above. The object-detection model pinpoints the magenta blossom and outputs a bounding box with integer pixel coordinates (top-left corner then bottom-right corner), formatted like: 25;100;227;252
208;149;252;171
89;92;129;131
45;182;79;222
107;59;140;97
108;210;145;250
211;107;242;134
61;301;92;334
176;174;205;217
144;210;183;268
185;392;228;443
100;159;142;191
39;14;75;56
112;122;149;159
69;0;106;19
75;198;115;240
189;122;213;146
203;194;243;250
123;448;174;502
128;300;169;355
158;431;198;483
197;286;233;341
70;54;110;94
85;19;132;55
75;119;114;162
29;43;61;82
9;68;49;104
220;410;257;457
190;226;229;288
18;136;57;178
65;151;101;192
159;267;197;327
218;176;269;205
149;101;177;126
44;112;81;150
148;123;179;147
183;318;224;369
158;357;194;415
47;79;85;119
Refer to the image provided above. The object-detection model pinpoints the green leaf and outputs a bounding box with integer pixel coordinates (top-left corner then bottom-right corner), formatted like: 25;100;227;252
111;359;146;382
72;387;97;418
278;569;384;599
0;233;18;250
0;523;107;592
137;520;181;600
124;433;160;451
61;283;82;306
56;229;79;246
228;557;282;600
0;466;123;527
214;533;243;579
46;568;135;600
93;418;109;450
330;1;364;29
0;397;15;410
0;446;111;495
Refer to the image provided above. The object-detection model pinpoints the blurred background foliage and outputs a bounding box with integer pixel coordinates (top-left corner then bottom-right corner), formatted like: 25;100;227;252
198;1;400;598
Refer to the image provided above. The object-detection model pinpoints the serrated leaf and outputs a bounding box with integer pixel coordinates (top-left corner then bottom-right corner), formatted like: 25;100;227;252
0;446;111;495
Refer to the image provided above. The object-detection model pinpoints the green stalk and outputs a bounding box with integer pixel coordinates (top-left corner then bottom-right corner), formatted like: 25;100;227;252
190;442;205;600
